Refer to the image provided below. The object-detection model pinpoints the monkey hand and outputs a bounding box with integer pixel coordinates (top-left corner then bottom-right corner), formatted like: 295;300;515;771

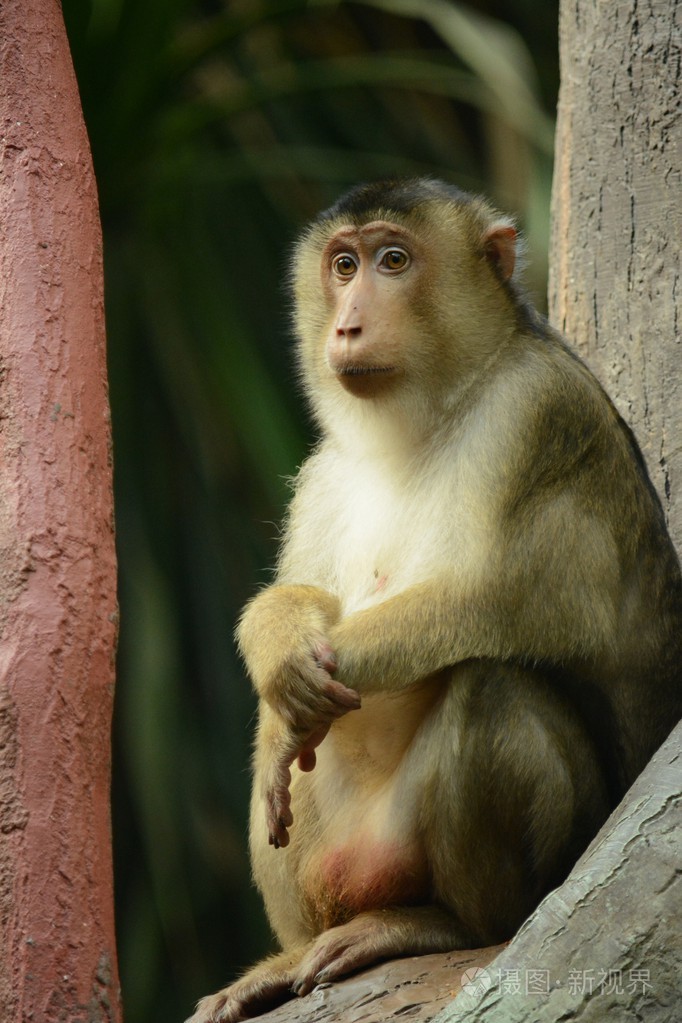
237;585;352;722
262;678;359;850
266;641;361;737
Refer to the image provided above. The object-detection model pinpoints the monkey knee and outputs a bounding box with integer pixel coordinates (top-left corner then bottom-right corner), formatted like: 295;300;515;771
470;682;606;872
430;667;608;940
511;718;606;880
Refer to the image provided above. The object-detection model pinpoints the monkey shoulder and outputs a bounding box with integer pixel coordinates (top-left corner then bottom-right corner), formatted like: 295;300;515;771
500;332;655;514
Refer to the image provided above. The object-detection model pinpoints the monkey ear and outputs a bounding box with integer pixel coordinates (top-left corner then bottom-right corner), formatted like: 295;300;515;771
483;225;517;282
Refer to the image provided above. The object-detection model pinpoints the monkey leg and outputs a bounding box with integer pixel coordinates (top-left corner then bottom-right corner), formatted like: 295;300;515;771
187;906;467;1022
185;947;308;1023
291;904;468;996
424;661;610;945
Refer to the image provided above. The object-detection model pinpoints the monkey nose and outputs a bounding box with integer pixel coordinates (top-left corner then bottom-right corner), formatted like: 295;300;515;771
336;324;362;340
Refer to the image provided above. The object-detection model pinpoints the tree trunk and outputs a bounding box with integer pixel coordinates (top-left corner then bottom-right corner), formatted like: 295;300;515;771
227;946;507;1023
0;0;121;1020
549;0;682;549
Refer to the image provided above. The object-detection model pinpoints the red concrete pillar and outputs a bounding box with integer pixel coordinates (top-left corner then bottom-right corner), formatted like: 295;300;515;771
0;0;121;1019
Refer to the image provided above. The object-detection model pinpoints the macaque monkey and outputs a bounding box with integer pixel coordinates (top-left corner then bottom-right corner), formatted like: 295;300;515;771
187;178;682;1023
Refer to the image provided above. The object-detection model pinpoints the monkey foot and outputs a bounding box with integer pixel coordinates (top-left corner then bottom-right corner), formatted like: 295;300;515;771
185;968;295;1023
291;914;388;996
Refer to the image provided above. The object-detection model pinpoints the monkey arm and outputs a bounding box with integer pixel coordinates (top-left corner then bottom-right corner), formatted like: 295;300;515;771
237;583;360;732
239;584;362;844
327;579;493;693
327;507;620;695
327;582;585;694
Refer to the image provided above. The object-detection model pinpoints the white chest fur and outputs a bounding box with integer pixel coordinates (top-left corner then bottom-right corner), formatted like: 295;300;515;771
285;424;499;614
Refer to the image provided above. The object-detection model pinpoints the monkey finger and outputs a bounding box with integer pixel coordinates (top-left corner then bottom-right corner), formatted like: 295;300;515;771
296;723;332;771
301;723;331;750
297;749;317;772
313;641;338;673
273;686;337;734
323;679;362;711
275;697;306;729
276;703;320;736
276;678;332;725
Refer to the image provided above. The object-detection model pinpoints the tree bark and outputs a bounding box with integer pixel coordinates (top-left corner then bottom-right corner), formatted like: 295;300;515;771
549;0;682;549
235;946;506;1023
0;1;121;1020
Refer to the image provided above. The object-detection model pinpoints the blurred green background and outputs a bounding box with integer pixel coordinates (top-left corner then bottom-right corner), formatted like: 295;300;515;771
62;1;559;1019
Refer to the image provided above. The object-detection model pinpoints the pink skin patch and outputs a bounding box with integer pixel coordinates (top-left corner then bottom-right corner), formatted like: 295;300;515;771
313;843;429;928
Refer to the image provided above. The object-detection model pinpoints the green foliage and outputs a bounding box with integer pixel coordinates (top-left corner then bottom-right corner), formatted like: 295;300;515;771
64;1;558;1018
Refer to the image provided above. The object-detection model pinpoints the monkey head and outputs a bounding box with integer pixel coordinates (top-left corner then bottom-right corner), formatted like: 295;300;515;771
291;178;522;439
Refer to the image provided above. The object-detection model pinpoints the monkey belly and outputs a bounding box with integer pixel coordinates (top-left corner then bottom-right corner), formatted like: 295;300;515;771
298;764;431;932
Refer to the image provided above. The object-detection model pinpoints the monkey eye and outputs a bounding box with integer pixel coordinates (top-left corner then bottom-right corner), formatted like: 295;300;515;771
379;248;409;272
332;254;357;278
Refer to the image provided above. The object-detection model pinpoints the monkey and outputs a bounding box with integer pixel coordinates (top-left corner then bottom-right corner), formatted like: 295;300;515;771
186;178;682;1023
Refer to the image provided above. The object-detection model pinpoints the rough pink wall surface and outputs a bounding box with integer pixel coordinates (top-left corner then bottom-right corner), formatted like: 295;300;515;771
0;0;121;1020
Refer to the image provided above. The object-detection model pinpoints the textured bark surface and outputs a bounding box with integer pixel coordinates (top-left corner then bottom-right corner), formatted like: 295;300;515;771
549;0;682;549
0;0;121;1020
433;721;682;1023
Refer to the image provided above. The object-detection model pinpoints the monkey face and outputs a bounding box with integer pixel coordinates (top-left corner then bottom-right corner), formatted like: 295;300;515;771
290;180;521;447
322;219;417;398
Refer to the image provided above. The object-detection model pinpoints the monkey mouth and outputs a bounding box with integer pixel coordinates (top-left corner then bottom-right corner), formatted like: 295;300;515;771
335;363;398;398
337;364;396;377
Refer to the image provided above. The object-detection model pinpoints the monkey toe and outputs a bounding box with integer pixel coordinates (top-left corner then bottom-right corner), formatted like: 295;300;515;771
293;924;376;996
265;770;294;845
266;787;294;847
185;991;246;1023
